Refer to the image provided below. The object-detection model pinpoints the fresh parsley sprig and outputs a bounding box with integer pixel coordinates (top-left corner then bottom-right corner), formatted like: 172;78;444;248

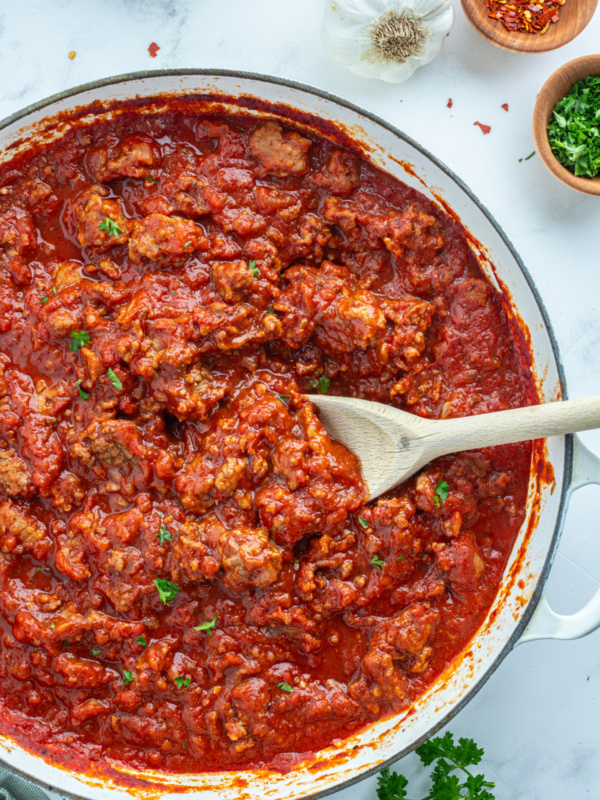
70;331;90;351
376;733;495;800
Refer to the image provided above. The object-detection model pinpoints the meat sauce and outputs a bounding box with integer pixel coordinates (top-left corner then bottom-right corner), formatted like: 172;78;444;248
0;109;535;775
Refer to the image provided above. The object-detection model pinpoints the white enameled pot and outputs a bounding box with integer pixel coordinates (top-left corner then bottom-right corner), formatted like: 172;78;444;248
1;71;599;800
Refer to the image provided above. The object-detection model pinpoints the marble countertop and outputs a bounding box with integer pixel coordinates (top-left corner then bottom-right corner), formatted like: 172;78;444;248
1;1;599;798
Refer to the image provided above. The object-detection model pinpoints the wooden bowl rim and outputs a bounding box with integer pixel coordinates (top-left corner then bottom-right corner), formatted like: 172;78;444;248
460;0;599;53
533;54;600;196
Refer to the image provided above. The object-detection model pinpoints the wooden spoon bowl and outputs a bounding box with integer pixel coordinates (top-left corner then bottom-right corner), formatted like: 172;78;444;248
460;0;598;53
533;54;600;195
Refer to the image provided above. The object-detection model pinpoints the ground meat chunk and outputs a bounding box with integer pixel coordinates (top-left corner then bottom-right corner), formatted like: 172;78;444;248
433;532;484;591
0;448;34;497
274;261;386;352
0;205;36;284
87;134;162;182
0;206;36;256
64;185;132;252
171;514;223;583
70;419;153;489
128;213;209;265
249;121;312;177
211;260;255;302
0;499;51;560
362;603;439;698
311;151;360;196
219;527;282;591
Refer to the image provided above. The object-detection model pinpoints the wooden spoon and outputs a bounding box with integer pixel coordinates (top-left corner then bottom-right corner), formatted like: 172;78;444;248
309;394;600;500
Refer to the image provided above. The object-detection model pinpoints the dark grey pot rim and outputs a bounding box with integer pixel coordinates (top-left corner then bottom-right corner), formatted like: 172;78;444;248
0;69;572;800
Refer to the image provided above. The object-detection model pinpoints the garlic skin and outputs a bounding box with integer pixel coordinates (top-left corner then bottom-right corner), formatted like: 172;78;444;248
321;0;455;83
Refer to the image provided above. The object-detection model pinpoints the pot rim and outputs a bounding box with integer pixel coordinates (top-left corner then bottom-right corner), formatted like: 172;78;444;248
0;69;573;800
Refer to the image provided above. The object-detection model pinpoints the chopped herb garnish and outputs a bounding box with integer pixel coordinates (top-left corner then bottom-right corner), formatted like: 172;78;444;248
370;554;384;572
265;309;278;315
278;682;294;693
52;286;57;295
70;330;90;351
519;150;536;162
184;240;192;249
91;648;101;656
278;394;290;403
358;515;369;529
99;216;122;237
157;524;171;546
123;670;134;685
308;375;331;394
76;379;89;401
193;615;217;636
40;296;49;305
155;577;179;605
433;479;449;507
547;76;600;178
248;259;259;277
174;676;191;688
62;640;69;647
136;635;148;648
142;176;160;184
397;555;406;562
49;622;55;629
107;367;123;391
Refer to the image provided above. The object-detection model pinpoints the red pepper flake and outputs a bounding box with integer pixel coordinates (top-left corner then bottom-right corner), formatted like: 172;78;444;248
447;98;453;109
474;122;492;135
485;0;565;34
148;42;160;58
501;103;509;111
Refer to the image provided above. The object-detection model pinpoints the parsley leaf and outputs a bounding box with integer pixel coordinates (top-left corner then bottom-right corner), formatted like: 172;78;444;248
278;394;290;403
277;682;293;693
308;375;331;394
157;524;171;546
433;479;449;507
107;367;123;391
76;379;89;401
184;240;192;249
397;555;406;561
376;733;495;800
98;216;122;237
377;767;409;800
123;670;134;685
193;615;217;636
174;675;191;688
142;176;160;184
49;622;55;629
248;259;259;277
136;635;148;648
370;554;384;572
70;330;90;351
547;76;600;178
91;648;101;656
357;515;369;529
40;296;49;305
52;286;57;295
155;577;179;605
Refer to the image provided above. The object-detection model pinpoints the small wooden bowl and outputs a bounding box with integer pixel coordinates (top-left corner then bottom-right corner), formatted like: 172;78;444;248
533;54;600;195
460;0;598;53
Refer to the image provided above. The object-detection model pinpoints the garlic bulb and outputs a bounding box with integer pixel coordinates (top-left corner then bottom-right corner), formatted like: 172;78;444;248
321;0;454;83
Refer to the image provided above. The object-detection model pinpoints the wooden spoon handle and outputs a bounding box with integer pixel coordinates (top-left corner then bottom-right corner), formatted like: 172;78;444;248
427;396;600;459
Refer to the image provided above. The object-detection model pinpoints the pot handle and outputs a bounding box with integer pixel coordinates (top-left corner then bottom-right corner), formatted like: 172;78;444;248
519;436;600;643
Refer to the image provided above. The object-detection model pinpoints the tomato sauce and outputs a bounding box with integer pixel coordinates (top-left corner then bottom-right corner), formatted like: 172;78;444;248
0;108;535;776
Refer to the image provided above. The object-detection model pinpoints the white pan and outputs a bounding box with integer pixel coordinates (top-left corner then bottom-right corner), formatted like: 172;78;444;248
1;71;599;800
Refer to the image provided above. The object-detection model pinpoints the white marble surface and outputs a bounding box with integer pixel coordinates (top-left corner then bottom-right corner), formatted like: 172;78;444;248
1;1;599;798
